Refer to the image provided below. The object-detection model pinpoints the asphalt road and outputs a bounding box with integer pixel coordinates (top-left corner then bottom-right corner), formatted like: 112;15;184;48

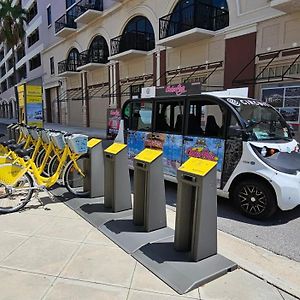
1;123;299;262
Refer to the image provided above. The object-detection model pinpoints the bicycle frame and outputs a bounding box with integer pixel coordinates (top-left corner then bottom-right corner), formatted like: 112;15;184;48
0;145;84;190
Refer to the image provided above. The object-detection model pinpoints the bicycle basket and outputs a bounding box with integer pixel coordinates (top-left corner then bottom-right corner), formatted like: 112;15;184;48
66;134;88;154
28;128;40;141
41;130;51;144
51;132;66;150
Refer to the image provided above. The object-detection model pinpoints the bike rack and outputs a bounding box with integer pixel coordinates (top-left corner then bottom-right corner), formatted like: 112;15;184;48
103;143;131;212
83;138;104;198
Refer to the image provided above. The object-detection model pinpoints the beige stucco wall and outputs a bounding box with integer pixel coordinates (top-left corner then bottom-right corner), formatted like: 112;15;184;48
41;0;299;129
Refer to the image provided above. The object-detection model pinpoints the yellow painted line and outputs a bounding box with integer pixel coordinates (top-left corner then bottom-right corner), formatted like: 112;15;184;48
104;143;127;155
135;148;163;163
179;157;217;177
88;138;102;148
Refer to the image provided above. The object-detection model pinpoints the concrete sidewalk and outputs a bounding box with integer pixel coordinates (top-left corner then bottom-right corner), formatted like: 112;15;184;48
0;118;107;139
0;192;299;300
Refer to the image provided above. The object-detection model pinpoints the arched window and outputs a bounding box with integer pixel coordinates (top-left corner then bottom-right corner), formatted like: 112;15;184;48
88;36;109;64
164;0;229;38
67;48;80;71
117;16;155;54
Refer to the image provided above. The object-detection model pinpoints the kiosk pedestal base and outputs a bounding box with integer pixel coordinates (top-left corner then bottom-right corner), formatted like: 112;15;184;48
100;216;174;253
50;187;132;227
132;236;237;295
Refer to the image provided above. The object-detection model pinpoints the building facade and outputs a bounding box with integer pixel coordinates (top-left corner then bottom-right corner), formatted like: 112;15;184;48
0;0;65;119
1;0;300;140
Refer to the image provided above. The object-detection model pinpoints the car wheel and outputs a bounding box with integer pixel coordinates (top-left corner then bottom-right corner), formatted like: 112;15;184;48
232;179;277;220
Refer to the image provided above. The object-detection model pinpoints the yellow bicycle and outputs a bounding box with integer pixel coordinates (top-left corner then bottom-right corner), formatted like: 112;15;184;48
0;132;89;213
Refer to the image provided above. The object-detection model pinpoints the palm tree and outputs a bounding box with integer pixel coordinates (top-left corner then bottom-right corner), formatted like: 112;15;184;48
0;0;27;120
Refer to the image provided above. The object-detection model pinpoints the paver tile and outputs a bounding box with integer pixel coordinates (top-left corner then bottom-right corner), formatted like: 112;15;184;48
278;289;299;300
34;218;92;242
83;227;118;247
0;267;53;300
0;232;28;261
1;236;80;276
44;278;128;300
61;243;136;287
131;263;199;299
199;269;283;300
0;212;53;236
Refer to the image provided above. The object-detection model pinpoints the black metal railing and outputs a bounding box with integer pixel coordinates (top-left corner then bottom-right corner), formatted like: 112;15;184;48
78;48;108;67
75;0;103;19
55;10;77;34
111;31;155;56
159;2;229;40
58;59;79;74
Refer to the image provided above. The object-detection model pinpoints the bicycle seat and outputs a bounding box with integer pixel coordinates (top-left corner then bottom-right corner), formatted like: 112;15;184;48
14;147;34;158
1;139;16;147
8;141;26;151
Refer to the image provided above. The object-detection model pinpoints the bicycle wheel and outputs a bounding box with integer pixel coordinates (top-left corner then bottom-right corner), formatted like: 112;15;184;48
0;172;34;213
64;155;89;197
48;155;60;177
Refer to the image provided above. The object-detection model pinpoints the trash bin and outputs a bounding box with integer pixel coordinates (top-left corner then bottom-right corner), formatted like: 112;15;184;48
133;148;166;232
175;157;217;262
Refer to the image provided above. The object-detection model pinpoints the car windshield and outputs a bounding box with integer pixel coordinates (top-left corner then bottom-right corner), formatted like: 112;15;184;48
225;98;292;141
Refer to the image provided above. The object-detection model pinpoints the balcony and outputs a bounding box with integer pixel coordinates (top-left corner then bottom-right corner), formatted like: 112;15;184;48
109;31;155;61
77;49;108;71
270;0;300;13
74;0;103;24
58;59;79;77
158;2;229;47
55;13;77;38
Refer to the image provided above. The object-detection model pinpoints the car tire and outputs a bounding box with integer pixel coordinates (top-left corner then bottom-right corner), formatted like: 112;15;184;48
232;179;278;220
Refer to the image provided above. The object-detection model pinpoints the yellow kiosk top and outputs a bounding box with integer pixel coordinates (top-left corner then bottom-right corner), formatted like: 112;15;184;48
135;148;163;163
87;138;102;148
104;143;127;155
179;157;217;177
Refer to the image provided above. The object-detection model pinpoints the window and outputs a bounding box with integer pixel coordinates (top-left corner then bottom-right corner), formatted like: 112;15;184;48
187;99;225;137
1;65;6;78
155;100;184;134
1;80;7;92
27;1;38;23
66;0;75;9
29;53;41;71
47;5;52;26
8;74;15;88
227;113;242;139
16;44;25;62
7;56;13;71
27;29;39;48
50;57;55;75
17;64;27;82
130;84;144;98
131;101;153;131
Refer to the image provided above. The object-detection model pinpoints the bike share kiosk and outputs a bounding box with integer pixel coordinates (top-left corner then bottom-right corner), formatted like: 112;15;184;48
100;147;173;254
175;158;217;261
133;157;237;294
103;143;131;212
133;148;166;232
83;138;104;198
